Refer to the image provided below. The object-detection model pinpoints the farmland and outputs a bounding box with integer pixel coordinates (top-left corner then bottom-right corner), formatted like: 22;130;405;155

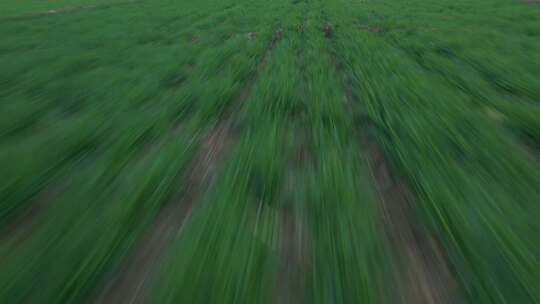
0;0;539;302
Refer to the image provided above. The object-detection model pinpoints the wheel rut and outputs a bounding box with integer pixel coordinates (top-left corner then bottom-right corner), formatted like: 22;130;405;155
322;20;457;304
95;27;285;304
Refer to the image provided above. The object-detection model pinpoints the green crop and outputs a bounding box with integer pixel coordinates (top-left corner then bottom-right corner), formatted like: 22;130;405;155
1;0;539;303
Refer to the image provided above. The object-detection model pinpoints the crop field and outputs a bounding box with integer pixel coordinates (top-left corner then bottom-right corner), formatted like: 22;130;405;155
0;0;539;303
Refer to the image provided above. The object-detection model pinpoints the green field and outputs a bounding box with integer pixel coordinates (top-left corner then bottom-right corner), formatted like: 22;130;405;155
1;0;539;303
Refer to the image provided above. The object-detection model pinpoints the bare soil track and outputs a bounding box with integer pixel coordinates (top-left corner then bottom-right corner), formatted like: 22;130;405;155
275;127;311;304
95;28;284;304
276;201;307;304
1;184;64;245
364;133;455;304
322;21;456;303
96;122;233;304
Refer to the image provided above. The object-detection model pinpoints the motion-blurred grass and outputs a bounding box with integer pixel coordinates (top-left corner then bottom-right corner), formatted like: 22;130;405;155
1;0;539;303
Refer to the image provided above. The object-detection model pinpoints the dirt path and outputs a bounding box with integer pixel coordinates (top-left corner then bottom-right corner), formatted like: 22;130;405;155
0;184;64;245
275;201;307;304
95;121;233;304
95;28;284;304
362;131;455;304
274;127;310;304
322;21;456;304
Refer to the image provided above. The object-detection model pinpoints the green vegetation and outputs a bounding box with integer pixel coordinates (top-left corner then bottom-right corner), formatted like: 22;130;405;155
0;0;539;303
0;0;133;18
